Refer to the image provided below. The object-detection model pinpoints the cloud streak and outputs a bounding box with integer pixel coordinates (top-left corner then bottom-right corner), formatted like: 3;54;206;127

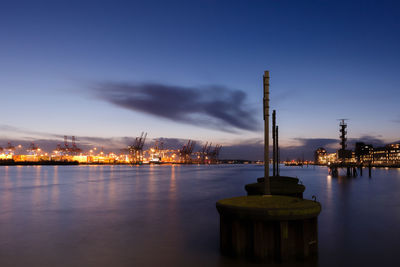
0;124;62;139
392;117;400;123
93;82;259;132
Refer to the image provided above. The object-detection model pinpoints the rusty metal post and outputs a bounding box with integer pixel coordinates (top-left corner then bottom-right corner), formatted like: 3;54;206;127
276;125;280;176
263;71;270;195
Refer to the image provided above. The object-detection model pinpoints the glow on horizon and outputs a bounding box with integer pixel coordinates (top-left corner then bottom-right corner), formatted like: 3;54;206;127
1;0;400;156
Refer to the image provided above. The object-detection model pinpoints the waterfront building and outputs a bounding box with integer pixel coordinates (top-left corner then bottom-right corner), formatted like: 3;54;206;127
315;147;327;164
315;142;400;166
373;143;400;165
355;142;374;163
387;144;400;163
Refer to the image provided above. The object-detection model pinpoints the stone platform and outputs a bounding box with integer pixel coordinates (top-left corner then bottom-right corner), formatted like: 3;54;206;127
216;195;321;262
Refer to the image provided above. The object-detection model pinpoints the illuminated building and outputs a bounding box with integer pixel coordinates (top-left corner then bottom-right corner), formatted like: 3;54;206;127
314;147;327;164
355;142;374;163
314;142;400;166
373;143;400;165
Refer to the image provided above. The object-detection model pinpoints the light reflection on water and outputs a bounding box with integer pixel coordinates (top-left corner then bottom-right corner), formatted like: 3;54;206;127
0;165;400;266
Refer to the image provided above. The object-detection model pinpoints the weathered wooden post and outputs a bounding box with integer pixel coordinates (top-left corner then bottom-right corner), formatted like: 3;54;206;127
369;163;372;177
263;71;270;195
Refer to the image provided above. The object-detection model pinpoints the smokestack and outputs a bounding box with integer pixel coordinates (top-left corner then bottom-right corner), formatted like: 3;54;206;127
263;71;270;195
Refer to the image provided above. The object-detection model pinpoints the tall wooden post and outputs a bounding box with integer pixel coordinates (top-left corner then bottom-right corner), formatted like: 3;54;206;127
263;71;270;195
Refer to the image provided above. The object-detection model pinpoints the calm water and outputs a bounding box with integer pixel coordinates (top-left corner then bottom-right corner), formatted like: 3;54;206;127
1;164;400;266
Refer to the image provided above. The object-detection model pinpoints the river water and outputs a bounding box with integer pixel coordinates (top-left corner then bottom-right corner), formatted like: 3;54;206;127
1;164;399;266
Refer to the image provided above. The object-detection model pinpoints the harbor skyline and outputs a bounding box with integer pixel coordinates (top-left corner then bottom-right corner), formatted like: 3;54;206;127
0;128;398;162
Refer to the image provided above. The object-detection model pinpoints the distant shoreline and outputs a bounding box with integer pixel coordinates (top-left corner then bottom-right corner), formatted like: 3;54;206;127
0;160;260;166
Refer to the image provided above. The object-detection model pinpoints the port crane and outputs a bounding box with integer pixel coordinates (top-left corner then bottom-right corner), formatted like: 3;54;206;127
209;144;222;164
129;132;147;164
180;140;196;163
71;136;82;154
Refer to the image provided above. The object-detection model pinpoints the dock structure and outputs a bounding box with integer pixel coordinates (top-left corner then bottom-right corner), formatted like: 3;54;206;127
328;162;372;177
216;70;321;263
217;196;320;261
326;120;373;177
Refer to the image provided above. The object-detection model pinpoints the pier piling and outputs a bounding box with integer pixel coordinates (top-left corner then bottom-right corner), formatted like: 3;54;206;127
369;164;372;177
352;167;357;177
216;70;321;263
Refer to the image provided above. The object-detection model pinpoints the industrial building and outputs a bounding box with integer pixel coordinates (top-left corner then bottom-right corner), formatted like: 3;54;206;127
0;136;222;165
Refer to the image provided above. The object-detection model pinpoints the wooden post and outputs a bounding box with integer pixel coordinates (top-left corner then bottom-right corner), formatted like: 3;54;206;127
369;163;372;177
263;71;270;195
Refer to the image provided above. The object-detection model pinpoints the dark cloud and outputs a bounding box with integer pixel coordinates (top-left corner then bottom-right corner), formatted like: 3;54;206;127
219;139;264;161
348;135;386;148
219;136;395;161
93;82;259;132
0;138;62;153
218;138;337;161
153;137;190;149
276;138;339;161
294;138;338;150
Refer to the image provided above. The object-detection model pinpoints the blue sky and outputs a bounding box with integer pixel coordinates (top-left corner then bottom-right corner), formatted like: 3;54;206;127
1;0;400;159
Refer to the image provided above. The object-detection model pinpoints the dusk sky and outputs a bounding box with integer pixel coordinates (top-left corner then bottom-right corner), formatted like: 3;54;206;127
1;0;400;160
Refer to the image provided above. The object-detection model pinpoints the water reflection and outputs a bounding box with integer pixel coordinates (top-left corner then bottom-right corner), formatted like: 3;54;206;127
51;166;59;208
0;165;400;266
107;166;116;206
16;166;23;187
325;175;332;205
32;166;42;208
0;166;12;221
169;165;177;200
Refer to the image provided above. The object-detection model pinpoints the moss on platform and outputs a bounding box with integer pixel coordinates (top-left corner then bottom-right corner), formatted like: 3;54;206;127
216;195;321;220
